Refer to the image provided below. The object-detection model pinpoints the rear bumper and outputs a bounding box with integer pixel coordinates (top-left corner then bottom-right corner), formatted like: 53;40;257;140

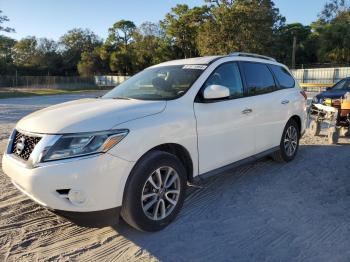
52;206;122;227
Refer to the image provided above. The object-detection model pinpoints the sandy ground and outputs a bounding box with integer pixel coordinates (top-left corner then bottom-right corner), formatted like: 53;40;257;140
1;93;350;261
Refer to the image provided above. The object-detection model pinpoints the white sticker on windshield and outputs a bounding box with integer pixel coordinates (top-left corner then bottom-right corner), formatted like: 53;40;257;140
182;65;207;70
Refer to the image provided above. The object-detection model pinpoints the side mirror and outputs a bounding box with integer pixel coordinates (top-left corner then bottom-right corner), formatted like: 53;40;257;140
203;85;230;100
326;87;332;91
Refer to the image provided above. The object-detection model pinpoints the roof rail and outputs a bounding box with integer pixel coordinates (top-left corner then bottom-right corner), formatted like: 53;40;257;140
230;52;276;62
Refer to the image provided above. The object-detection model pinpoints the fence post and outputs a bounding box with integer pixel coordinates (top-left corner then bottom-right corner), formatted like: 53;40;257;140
333;68;338;83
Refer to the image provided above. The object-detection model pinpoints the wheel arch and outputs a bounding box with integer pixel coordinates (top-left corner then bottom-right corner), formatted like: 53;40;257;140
148;143;194;183
290;115;302;135
121;142;194;208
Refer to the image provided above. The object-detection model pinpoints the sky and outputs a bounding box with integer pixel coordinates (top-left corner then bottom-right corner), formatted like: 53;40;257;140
1;0;328;41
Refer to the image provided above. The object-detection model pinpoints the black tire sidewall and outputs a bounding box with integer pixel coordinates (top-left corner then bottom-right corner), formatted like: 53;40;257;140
122;151;187;232
279;119;300;162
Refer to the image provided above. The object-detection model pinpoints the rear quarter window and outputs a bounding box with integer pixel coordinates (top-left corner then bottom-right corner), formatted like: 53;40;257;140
269;65;295;89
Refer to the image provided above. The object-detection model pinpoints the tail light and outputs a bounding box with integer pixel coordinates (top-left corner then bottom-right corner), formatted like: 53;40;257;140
300;90;307;100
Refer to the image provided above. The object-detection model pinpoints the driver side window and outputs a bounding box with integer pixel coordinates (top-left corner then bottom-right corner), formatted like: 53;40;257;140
204;62;244;99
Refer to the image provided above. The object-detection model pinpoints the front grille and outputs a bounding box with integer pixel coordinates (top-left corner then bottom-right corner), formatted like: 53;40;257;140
11;130;41;161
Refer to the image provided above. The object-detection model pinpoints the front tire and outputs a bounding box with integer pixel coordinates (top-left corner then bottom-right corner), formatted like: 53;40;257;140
272;119;300;162
121;150;187;232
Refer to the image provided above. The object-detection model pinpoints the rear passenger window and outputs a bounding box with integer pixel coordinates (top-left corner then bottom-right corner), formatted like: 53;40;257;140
269;65;295;89
204;62;244;99
241;62;276;95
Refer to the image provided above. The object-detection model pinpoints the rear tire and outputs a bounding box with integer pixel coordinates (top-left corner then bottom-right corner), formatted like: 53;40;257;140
272;119;300;162
121;150;187;232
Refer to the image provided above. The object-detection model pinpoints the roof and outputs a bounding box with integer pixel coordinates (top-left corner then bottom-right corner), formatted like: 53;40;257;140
150;56;222;68
149;53;286;69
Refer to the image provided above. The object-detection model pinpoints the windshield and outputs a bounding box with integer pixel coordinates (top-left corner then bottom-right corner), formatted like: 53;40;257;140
103;65;206;100
332;79;350;91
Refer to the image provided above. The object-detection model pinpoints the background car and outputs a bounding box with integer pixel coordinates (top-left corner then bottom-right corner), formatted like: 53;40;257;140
313;77;350;103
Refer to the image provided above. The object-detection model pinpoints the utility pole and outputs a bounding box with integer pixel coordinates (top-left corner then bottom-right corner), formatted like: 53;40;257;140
292;34;297;69
15;69;18;88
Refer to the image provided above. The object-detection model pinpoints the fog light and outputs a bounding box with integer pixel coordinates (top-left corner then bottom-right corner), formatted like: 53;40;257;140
68;190;86;205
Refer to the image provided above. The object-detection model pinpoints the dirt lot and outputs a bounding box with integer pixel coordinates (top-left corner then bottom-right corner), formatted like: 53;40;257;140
1;94;350;261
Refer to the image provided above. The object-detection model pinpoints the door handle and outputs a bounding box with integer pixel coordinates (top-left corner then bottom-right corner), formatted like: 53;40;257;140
242;108;253;114
281;100;290;104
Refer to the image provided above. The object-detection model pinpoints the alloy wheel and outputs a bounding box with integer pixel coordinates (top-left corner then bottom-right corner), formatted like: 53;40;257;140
141;166;181;221
284;125;298;157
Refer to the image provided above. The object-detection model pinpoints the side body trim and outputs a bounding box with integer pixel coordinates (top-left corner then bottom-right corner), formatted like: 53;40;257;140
194;146;279;183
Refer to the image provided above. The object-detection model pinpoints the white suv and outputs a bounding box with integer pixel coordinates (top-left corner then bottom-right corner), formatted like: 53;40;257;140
2;53;307;231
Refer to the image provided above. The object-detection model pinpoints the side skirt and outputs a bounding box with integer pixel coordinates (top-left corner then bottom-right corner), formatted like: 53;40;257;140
193;146;279;183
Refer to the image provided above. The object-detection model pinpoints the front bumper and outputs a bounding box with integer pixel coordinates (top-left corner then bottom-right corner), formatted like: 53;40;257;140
2;152;134;213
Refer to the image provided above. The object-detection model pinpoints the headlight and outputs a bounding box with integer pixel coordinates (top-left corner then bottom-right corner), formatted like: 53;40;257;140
41;129;128;162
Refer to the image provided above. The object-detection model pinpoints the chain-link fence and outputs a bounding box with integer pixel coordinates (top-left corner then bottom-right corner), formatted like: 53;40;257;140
0;75;131;89
0;76;98;89
291;67;350;84
291;67;350;92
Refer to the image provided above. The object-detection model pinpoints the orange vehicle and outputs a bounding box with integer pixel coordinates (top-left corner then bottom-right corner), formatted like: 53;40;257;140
324;95;350;125
341;99;350;116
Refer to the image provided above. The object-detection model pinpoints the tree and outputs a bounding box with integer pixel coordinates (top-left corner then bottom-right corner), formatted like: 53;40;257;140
78;46;108;76
12;36;38;68
132;22;173;72
105;20;136;75
161;4;210;58
316;13;350;63
0;10;15;33
107;20;136;48
313;0;350;63
11;37;63;75
204;0;235;7
273;23;317;67
197;0;285;56
318;0;348;23
36;38;62;74
0;10;16;74
0;35;16;74
59;28;101;75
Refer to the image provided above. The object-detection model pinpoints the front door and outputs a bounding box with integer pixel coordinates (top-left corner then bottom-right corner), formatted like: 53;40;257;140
194;62;255;174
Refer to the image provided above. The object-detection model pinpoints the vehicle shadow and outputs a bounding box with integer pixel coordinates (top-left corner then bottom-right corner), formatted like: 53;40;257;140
107;144;350;262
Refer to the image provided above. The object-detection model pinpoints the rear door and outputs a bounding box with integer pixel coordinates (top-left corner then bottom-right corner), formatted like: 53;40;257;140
269;64;305;134
240;62;287;153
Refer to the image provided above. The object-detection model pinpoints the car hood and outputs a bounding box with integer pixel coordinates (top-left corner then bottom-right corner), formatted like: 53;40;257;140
16;98;166;134
317;90;347;99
